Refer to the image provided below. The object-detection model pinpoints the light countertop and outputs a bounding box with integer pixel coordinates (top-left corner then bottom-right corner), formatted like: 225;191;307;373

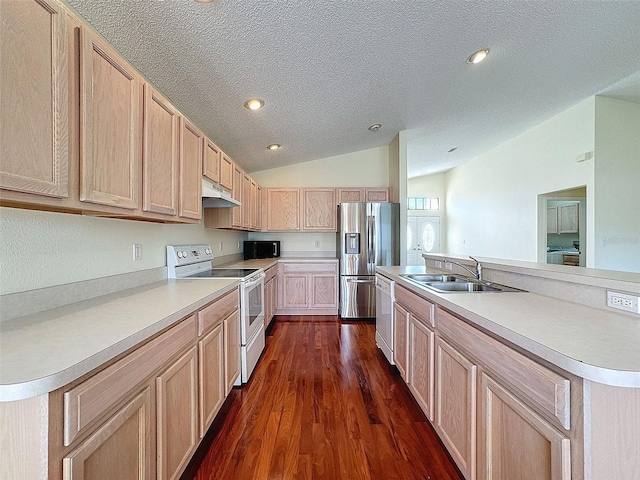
0;279;238;401
377;266;640;387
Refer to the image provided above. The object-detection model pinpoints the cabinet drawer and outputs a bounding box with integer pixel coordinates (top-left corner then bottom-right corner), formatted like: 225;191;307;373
281;262;337;274
395;285;435;328
63;315;196;446
264;265;277;282
436;308;570;430
197;289;239;336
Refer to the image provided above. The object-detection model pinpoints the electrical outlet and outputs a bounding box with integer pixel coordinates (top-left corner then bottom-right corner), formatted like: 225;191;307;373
237;241;241;250
219;241;223;251
133;243;142;261
435;260;442;269
444;262;453;271
315;240;320;248
607;291;640;314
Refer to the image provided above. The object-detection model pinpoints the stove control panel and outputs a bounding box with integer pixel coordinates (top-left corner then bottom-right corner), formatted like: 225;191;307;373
167;244;214;270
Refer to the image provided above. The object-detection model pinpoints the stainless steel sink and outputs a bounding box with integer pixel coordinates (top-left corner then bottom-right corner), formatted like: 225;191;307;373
399;273;525;293
426;282;502;292
399;273;465;283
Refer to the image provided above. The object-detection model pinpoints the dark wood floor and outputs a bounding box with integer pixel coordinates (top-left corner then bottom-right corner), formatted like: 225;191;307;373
183;316;463;480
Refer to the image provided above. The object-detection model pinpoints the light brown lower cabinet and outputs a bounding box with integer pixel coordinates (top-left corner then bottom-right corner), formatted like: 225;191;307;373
392;302;409;381
63;387;153;480
409;315;435;421
224;310;241;395
277;262;338;315
156;346;199;480
0;290;242;480
477;372;571;480
264;267;277;328
435;336;477;480
199;323;225;438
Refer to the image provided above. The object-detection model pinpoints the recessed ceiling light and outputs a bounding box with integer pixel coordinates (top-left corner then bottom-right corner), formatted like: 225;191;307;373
267;144;281;150
368;124;382;131
467;49;489;64
244;98;265;110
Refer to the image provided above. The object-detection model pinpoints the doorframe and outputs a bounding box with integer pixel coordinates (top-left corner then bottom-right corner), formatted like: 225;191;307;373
537;191;587;267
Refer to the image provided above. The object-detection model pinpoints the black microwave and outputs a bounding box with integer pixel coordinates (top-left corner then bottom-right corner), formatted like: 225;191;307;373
244;241;280;260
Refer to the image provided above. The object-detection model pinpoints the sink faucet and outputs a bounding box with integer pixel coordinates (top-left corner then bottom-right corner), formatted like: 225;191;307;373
445;256;483;281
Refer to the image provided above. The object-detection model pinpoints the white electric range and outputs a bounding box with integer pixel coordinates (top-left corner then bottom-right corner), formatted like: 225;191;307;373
167;245;265;383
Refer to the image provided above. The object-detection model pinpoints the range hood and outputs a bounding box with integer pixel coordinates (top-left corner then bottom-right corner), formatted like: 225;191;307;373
202;179;241;208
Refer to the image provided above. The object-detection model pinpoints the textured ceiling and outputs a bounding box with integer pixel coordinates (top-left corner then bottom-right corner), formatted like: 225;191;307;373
65;0;640;178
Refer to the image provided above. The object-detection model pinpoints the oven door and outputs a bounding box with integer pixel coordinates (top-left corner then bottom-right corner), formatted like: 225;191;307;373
241;273;265;345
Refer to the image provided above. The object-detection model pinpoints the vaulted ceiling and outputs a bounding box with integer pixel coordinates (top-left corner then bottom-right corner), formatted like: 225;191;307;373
66;0;640;178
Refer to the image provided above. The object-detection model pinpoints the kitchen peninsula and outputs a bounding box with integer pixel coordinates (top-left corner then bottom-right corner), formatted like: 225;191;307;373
376;254;640;480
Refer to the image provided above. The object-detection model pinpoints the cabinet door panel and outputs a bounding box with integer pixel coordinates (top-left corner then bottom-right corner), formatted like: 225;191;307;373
178;118;203;220
231;165;243;227
266;188;300;231
311;274;338;308
1;0;69;198
435;337;477;480
409;317;434;421
282;275;309;308
242;173;251;229
393;303;409;381
224;310;241;393
63;387;152;480
156;346;198;480
218;153;233;190
203;139;220;184
199;323;225;437
365;188;389;202
143;85;178;215
337;188;364;203
80;29;140;209
478;373;571;480
302;188;336;231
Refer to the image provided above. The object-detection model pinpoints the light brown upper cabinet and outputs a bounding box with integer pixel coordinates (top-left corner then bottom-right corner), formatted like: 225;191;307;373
302;188;336;231
231;165;243;228
337;188;390;203
79;28;141;210
0;0;69;198
242;173;251;230
142;85;178;216
365;188;389;202
219;153;234;191
337;188;365;203
251;181;260;231
203;138;221;185
178;117;203;220
265;188;301;231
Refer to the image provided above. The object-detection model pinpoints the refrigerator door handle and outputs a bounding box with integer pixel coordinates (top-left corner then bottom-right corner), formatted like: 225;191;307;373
371;215;377;267
367;215;374;266
346;278;375;283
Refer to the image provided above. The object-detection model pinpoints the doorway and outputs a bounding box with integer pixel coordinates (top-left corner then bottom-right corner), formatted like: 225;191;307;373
538;187;587;267
407;216;441;266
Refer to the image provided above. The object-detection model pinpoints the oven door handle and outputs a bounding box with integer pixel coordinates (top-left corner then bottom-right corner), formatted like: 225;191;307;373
244;273;265;288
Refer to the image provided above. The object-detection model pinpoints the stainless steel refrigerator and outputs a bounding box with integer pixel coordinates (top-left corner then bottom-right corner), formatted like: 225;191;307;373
337;202;400;318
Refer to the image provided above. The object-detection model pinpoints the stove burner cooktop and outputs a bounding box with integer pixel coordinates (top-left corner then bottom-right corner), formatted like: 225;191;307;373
187;268;259;279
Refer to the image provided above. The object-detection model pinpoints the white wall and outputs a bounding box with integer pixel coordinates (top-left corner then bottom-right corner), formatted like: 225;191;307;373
408;172;447;219
0;207;246;295
249;146;390;254
594;96;640;272
444;97;596;262
250;146;389;187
